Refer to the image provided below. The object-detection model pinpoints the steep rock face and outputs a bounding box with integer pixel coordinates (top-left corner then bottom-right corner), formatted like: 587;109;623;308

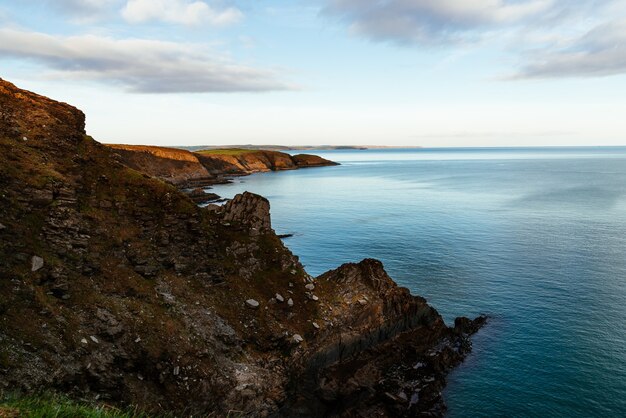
221;192;272;235
0;79;484;417
283;260;480;417
107;145;338;189
106;145;212;187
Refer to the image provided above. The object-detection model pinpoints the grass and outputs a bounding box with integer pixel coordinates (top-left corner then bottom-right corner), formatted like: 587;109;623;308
195;148;258;156
0;395;150;418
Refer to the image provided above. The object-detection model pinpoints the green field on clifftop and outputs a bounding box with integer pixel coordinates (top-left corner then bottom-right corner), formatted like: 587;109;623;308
196;148;259;156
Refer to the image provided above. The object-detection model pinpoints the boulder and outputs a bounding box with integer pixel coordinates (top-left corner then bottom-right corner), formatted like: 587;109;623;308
31;256;44;272
246;299;260;309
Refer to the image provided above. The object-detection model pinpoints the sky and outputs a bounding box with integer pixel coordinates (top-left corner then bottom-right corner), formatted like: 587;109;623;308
0;0;625;147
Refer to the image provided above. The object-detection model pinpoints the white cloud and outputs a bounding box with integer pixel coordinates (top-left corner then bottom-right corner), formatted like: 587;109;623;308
324;0;554;44
121;0;242;26
513;20;626;78
0;28;291;93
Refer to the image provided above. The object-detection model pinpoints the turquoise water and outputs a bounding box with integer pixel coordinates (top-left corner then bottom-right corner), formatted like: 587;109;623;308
210;147;626;417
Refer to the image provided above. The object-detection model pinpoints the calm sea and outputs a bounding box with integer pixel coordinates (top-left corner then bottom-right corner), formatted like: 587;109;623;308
210;147;626;417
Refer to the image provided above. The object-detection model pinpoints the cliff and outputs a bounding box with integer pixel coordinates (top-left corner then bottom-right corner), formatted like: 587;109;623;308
0;79;484;417
106;144;338;190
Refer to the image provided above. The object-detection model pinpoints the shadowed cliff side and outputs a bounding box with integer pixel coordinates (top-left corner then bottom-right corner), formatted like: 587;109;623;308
0;78;484;417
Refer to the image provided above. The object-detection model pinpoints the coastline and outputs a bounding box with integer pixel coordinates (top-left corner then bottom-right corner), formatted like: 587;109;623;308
106;144;338;204
1;78;484;417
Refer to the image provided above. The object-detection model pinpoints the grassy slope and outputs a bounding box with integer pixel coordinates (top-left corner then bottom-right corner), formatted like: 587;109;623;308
0;394;150;418
195;148;258;156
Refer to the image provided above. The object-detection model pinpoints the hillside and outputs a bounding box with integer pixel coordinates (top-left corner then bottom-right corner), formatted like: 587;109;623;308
106;144;337;190
0;78;484;417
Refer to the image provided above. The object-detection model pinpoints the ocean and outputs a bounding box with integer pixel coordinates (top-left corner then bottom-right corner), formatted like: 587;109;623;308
209;147;626;417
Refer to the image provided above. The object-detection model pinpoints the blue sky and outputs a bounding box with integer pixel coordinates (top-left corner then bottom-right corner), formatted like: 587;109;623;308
1;0;625;147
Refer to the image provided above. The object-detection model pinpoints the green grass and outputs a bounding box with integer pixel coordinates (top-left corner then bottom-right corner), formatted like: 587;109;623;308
195;148;258;156
0;395;150;418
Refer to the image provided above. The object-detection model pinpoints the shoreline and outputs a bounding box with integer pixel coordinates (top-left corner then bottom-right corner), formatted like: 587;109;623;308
1;77;485;417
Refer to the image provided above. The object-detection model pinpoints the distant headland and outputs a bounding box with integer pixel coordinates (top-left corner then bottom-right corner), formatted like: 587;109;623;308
172;144;424;152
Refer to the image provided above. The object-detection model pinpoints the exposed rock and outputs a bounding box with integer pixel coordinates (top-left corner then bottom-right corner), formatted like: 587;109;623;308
31;256;44;272
291;154;339;168
305;283;315;291
292;334;304;344
288;298;294;307
281;259;487;417
221;192;272;235
246;299;260;309
275;293;285;303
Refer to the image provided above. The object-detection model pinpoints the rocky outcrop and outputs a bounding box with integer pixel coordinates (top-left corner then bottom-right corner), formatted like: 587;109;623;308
221;192;272;235
283;260;485;417
291;153;338;168
0;78;484;417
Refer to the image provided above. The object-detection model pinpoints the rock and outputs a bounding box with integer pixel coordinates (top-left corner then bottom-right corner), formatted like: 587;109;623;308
275;293;284;303
221;192;272;235
287;298;294;307
173;366;180;376
89;336;99;344
0;223;6;230
358;299;368;306
312;322;320;329
305;283;315;291
246;299;260;309
80;338;88;345
454;315;487;335
292;334;303;344
31;256;44;272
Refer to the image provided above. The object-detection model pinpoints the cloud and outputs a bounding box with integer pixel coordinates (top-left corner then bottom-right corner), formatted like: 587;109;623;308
513;20;626;78
121;0;242;26
0;28;291;93
323;0;554;45
46;0;119;16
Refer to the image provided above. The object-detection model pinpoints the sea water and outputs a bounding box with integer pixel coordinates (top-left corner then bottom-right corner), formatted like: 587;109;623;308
209;147;626;417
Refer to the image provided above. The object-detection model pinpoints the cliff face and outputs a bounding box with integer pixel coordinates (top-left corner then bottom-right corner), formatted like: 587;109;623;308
0;79;483;417
107;145;338;189
106;145;212;187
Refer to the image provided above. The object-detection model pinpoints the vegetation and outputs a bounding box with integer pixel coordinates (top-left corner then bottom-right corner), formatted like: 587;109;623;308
195;148;259;156
0;394;150;418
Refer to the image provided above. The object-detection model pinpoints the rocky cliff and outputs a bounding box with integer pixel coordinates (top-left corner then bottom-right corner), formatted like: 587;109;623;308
107;144;338;190
0;79;484;417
